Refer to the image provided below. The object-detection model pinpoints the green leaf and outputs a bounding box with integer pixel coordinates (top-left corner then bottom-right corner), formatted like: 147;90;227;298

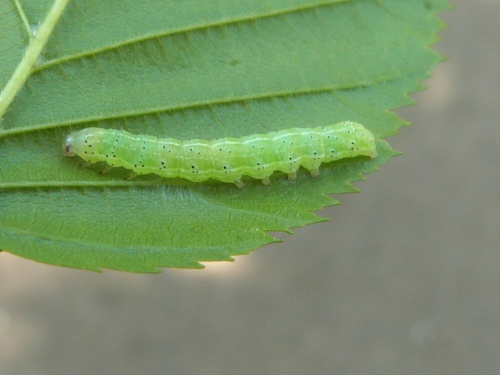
0;0;450;272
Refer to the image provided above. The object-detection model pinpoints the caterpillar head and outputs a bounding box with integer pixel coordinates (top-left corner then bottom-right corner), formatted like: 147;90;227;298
63;132;78;156
63;128;102;162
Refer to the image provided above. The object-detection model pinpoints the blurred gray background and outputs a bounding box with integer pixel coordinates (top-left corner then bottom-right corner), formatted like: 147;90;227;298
1;1;499;374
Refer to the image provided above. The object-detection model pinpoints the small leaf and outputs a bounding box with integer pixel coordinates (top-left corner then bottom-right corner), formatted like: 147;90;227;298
0;0;450;272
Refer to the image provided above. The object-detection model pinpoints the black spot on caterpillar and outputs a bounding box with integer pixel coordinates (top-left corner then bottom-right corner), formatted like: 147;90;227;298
63;121;377;187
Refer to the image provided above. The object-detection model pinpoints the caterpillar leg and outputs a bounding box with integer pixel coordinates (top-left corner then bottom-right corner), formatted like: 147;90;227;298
287;173;297;181
262;177;271;186
98;165;113;175
124;172;138;181
235;179;245;189
309;168;320;178
78;161;93;168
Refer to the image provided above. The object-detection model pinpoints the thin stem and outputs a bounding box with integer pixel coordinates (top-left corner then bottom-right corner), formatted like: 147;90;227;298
0;0;71;118
13;0;33;38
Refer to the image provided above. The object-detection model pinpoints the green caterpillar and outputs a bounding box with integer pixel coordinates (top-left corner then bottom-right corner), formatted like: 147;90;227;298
63;121;377;187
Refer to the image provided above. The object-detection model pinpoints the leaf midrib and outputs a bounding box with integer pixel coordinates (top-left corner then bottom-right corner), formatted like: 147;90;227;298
0;0;70;119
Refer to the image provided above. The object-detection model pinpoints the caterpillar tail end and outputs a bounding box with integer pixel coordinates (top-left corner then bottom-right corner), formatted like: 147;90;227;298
365;143;378;159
